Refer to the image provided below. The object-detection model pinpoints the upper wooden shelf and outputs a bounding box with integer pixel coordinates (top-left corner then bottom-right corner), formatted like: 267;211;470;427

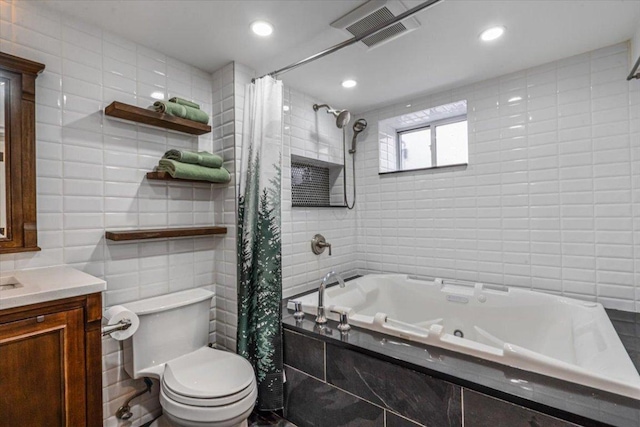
146;171;229;187
105;226;227;242
104;101;211;135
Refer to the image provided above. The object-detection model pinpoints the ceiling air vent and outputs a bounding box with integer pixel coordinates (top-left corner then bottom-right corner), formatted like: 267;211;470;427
331;0;420;50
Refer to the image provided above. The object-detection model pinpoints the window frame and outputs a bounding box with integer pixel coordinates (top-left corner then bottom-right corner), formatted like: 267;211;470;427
395;114;468;172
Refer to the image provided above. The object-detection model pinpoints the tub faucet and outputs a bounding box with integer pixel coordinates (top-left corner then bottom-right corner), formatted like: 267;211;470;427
316;270;345;325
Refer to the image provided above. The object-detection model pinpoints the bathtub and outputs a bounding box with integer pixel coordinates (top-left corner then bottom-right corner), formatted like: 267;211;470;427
287;274;640;399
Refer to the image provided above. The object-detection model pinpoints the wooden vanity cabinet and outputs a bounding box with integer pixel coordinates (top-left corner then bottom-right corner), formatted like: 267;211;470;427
0;293;103;427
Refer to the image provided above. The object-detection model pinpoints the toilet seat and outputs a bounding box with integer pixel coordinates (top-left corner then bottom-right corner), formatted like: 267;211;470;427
163;347;256;398
160;384;257;425
158;346;258;426
162;376;256;407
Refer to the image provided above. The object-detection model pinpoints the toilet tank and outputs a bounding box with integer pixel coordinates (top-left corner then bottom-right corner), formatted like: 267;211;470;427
121;288;214;379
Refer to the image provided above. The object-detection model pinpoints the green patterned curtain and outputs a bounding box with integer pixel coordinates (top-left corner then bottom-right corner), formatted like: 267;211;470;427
237;76;283;410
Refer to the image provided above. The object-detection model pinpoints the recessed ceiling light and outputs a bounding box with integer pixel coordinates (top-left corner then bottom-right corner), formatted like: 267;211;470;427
283;105;290;111
251;21;273;37
342;79;357;88
480;26;505;42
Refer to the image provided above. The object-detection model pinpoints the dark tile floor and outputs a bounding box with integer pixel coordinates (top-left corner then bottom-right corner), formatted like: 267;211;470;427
248;410;297;427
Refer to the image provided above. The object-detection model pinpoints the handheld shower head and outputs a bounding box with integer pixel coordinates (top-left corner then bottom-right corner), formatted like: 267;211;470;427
313;103;351;129
349;118;368;154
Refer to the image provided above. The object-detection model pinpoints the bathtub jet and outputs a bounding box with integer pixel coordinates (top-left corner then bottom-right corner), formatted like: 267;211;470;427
288;274;640;400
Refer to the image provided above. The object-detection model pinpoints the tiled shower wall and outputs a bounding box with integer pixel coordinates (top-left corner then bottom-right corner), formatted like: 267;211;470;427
355;42;640;311
0;1;227;425
282;87;358;297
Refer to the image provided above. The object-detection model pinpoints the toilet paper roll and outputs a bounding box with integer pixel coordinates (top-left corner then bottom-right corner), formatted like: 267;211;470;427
104;305;139;340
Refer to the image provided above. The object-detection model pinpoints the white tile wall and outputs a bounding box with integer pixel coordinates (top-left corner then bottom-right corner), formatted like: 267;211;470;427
355;42;640;311
0;1;227;425
282;87;359;297
632;22;640;65
211;62;254;352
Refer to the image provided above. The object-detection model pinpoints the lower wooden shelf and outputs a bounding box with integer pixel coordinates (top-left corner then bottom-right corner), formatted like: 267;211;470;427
105;226;227;241
146;171;230;186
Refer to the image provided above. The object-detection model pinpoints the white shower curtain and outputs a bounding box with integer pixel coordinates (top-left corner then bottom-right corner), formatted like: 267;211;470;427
236;76;284;410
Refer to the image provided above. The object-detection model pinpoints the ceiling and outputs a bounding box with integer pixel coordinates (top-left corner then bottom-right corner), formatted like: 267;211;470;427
43;0;640;112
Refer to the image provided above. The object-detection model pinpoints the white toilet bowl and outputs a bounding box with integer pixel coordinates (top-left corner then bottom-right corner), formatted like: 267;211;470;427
155;347;257;427
120;290;257;427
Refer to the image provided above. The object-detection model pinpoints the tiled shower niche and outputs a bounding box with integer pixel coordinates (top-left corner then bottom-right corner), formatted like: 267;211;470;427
291;155;345;208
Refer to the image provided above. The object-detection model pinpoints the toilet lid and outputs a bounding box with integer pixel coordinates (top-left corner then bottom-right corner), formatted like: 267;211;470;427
163;347;256;399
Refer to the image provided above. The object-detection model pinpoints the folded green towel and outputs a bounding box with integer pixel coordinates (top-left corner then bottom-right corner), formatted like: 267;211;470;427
153;101;209;124
153;101;186;117
157;159;230;183
183;105;209;124
169;97;200;109
163;149;223;169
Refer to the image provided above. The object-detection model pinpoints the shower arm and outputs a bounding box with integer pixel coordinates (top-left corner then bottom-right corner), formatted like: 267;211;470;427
313;104;337;114
252;0;442;82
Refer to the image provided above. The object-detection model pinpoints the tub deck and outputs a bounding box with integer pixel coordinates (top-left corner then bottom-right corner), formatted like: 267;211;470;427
282;301;640;427
287;274;640;401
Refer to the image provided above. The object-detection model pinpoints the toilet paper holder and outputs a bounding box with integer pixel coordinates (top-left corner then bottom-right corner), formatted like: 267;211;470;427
101;318;132;337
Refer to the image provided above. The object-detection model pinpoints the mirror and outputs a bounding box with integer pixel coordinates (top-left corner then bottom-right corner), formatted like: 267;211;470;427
0;52;45;254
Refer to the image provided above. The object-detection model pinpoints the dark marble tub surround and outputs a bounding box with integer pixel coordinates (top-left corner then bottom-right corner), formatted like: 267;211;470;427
283;327;325;380
283;329;461;427
325;344;462;426
463;390;581;427
607;309;640;372
285;365;385;427
385;412;424;427
282;310;640;427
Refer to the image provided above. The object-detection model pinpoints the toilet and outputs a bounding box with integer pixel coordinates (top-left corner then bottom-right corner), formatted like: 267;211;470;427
121;288;257;427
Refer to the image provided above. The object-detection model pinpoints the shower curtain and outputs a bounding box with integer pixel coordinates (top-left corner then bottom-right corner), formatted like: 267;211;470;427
237;76;284;410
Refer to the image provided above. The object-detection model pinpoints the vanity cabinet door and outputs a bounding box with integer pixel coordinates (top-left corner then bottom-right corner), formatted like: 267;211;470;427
0;308;86;427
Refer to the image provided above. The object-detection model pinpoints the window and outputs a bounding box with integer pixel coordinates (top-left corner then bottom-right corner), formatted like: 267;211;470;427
397;116;468;171
378;100;468;173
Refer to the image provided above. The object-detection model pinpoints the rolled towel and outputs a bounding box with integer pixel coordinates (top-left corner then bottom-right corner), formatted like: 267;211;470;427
156;159;230;183
169;97;200;109
183;105;210;125
163;149;223;169
153;101;187;118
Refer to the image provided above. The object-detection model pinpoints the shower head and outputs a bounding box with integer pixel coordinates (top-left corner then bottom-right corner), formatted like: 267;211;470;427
353;118;367;133
313;103;351;129
349;118;368;154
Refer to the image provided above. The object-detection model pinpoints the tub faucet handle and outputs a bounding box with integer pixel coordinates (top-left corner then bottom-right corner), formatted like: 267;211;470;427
311;234;332;256
292;301;305;321
330;308;351;333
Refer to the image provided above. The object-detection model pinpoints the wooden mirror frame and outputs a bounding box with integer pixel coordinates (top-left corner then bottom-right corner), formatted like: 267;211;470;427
0;52;45;254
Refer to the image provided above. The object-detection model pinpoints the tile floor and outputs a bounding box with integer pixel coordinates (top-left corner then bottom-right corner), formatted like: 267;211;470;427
248;411;297;427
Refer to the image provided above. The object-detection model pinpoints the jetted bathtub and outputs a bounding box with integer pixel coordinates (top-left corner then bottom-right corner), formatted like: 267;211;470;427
287;274;640;399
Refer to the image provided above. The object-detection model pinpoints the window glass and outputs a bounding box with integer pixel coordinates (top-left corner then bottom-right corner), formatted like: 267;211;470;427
435;120;468;166
399;128;432;170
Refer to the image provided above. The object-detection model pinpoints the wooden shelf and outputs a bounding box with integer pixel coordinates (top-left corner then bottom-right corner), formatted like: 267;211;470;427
105;226;227;241
104;101;211;135
146;171;229;186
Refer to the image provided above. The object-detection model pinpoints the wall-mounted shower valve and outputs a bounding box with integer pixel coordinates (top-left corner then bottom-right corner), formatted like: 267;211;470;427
311;234;332;256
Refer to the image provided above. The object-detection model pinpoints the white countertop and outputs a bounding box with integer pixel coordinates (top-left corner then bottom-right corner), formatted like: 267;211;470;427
0;266;106;310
